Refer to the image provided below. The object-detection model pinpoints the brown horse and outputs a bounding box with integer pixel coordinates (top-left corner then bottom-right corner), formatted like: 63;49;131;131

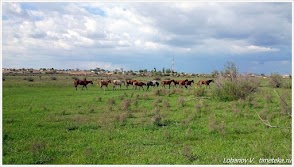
186;80;194;86
126;79;137;89
198;79;214;88
98;79;111;89
177;79;189;88
133;81;146;91
74;79;93;90
161;79;175;89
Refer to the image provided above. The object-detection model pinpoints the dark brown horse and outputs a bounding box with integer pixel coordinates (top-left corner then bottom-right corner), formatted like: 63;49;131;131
74;79;93;90
198;79;214;88
98;79;111;89
161;79;175;89
186;80;194;86
173;80;180;88
178;79;189;88
133;81;146;91
126;79;137;89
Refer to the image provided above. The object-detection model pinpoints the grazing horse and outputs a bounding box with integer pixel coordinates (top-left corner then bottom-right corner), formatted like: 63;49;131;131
198;79;214;88
98;79;111;89
161;79;175;89
146;80;159;91
133;81;146;91
186;80;194;86
112;80;125;90
126;79;137;89
173;80;180;88
178;79;189;88
74;79;93;90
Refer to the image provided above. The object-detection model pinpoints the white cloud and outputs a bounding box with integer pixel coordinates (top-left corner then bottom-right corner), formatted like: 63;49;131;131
231;45;280;54
2;2;291;74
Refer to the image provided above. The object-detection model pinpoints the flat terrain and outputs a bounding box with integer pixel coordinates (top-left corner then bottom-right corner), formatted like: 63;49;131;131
2;75;292;164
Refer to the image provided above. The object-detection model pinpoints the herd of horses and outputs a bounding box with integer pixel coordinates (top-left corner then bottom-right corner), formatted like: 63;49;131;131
74;78;214;91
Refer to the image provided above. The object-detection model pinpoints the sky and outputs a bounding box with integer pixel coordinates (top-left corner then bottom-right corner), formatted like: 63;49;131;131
2;2;292;74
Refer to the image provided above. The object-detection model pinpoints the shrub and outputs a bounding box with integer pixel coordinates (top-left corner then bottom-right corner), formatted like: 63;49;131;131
213;75;259;101
121;99;131;111
154;89;161;96
177;97;186;107
153;77;161;81
194;87;206;97
282;79;292;89
96;96;102;102
208;115;225;135
162;100;170;109
152;108;161;126
27;77;34;82
51;77;57;80
182;144;197;162
269;73;283;88
212;62;259;101
107;98;116;106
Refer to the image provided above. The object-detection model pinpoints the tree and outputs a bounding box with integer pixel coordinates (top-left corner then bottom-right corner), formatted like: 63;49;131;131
162;67;165;73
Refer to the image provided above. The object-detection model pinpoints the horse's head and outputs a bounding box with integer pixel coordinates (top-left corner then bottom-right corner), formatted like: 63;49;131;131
108;80;111;83
191;80;194;83
90;81;93;85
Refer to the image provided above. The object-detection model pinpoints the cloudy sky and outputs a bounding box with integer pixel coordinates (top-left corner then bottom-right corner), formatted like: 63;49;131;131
2;2;292;74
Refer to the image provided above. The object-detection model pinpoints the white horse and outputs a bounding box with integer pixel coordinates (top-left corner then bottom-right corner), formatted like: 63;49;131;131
112;80;125;90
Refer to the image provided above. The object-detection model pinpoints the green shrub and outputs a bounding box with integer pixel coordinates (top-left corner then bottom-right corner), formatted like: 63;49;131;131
282;79;292;89
269;73;283;88
213;75;259;101
25;77;34;82
51;77;57;80
194;87;206;97
212;62;259;101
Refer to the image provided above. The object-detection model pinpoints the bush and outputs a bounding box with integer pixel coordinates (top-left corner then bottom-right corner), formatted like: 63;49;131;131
51;77;57;80
212;62;259;101
282;79;292;89
153;77;161;81
194;87;206;97
213;75;259;101
25;77;34;82
269;73;283;88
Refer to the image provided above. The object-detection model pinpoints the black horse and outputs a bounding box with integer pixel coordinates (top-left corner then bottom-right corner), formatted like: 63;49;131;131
146;80;159;91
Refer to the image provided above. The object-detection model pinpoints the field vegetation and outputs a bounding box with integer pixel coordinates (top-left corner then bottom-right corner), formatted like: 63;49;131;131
2;69;292;164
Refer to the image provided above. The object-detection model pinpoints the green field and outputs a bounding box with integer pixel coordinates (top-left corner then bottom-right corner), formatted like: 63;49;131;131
2;75;292;164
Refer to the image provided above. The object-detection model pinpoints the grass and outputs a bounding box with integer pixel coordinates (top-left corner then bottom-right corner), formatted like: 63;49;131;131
2;75;292;164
